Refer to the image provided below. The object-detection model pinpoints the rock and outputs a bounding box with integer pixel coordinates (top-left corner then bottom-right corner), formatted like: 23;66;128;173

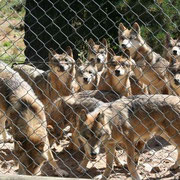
150;166;161;173
143;163;153;172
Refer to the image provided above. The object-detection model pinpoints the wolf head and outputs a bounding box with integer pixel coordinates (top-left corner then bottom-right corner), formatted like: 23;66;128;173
77;109;111;161
165;34;180;62
49;46;75;75
76;59;98;87
107;49;133;78
118;22;145;55
88;38;108;71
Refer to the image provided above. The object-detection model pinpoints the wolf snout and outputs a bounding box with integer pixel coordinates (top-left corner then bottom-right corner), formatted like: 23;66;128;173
90;151;97;160
83;77;90;83
173;50;178;56
97;58;101;63
59;65;65;72
174;78;180;85
121;44;127;49
115;70;120;76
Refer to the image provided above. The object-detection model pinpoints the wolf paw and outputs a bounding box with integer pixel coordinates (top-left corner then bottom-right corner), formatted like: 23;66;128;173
55;168;69;177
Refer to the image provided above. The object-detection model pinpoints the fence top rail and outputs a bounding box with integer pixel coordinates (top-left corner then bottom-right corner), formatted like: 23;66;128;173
0;175;89;180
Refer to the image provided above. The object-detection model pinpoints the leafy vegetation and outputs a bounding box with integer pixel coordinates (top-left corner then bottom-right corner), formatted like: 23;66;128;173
0;0;25;64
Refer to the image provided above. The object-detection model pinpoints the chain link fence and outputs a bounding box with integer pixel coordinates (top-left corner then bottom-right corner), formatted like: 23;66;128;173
0;0;180;179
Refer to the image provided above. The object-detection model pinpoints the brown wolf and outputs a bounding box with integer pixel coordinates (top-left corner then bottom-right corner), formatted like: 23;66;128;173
98;49;133;97
13;47;76;111
75;59;98;91
118;22;169;94
163;34;180;63
77;94;180;180
0;61;68;176
47;90;120;147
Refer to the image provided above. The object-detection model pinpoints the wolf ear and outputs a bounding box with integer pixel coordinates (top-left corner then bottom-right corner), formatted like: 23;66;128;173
48;48;56;60
133;22;140;34
165;33;173;46
88;38;95;48
96;112;104;122
100;38;108;49
119;23;126;33
107;48;115;61
66;46;73;57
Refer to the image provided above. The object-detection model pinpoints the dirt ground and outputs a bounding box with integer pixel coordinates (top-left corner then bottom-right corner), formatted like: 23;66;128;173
0;132;180;180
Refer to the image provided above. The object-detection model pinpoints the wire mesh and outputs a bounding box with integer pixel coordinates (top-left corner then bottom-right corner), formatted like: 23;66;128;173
0;0;180;179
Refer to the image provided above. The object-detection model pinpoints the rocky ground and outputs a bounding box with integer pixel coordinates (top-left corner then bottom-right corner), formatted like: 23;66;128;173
0;133;180;180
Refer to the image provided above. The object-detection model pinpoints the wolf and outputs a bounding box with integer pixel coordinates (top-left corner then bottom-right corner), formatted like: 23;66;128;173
47;90;120;148
77;94;180;180
13;47;76;111
98;48;133;97
118;22;170;94
75;59;98;91
163;34;180;63
167;59;180;96
13;64;44;84
0;61;68;176
87;38;108;72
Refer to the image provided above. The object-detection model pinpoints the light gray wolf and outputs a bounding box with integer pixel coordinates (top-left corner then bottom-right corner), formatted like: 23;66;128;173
118;22;170;94
163;34;180;63
77;94;180;180
13;64;44;84
87;38;108;72
75;59;98;91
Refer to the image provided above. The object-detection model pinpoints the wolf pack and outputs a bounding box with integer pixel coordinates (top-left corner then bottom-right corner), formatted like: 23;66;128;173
0;22;180;180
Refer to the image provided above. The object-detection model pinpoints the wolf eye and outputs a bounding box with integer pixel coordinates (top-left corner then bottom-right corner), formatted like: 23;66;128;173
89;70;93;74
120;36;125;40
169;44;173;48
65;59;68;62
111;61;116;66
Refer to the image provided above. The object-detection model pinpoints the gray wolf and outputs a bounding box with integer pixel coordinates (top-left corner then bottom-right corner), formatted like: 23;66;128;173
0;61;68;176
98;48;133;97
77;94;180;180
47;90;120;148
87;38;108;73
13;47;76;111
163;34;180;63
75;59;98;91
118;22;169;94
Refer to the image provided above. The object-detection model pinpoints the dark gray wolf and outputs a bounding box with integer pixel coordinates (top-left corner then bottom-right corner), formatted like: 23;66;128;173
0;61;68;176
